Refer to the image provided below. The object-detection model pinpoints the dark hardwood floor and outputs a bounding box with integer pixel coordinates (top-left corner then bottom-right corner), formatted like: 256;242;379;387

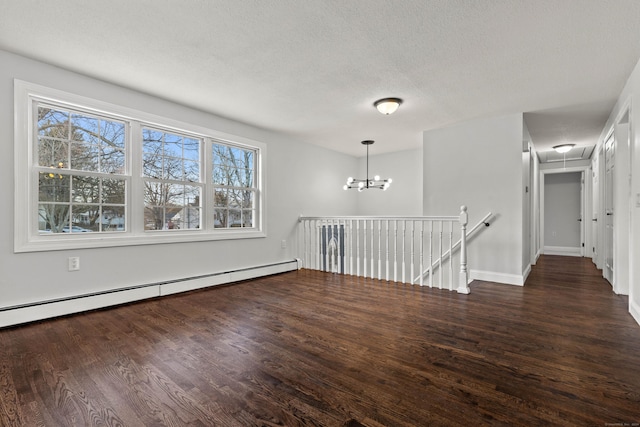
1;255;639;426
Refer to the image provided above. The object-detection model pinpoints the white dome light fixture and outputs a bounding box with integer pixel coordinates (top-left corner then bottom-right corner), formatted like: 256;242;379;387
553;144;575;154
343;140;392;191
374;97;403;115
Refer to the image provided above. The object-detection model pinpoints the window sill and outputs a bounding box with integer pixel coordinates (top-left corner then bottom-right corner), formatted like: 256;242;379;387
14;229;266;253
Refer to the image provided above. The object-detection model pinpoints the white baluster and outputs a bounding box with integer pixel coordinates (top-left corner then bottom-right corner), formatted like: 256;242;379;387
370;219;375;279
324;220;330;272
410;220;415;285
448;220;454;291
438;221;443;289
458;206;470;294
419;220;424;286
401;220;406;284
356;220;361;277
363;220;367;278
313;220;318;270
428;220;433;288
385;220;390;282
337;219;342;273
393;220;398;283
350;219;354;275
377;220;382;280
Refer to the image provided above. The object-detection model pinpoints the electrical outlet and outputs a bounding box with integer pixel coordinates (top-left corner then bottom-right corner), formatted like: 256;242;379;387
281;239;287;249
68;257;80;271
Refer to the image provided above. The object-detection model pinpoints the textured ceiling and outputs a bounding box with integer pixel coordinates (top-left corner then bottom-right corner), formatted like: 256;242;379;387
1;0;640;158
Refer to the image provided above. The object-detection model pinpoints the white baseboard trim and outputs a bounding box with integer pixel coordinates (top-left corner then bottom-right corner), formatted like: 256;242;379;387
522;264;532;284
630;298;640;327
0;260;299;328
470;269;525;286
543;246;582;257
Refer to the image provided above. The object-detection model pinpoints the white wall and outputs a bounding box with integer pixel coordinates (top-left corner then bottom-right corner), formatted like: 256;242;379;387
594;55;640;325
352;147;423;215
0;50;357;318
423;113;524;285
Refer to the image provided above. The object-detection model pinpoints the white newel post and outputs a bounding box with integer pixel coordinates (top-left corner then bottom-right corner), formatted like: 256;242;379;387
457;205;471;294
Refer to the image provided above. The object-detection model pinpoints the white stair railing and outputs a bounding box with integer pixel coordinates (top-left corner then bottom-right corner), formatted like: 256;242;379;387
298;206;471;294
413;211;492;284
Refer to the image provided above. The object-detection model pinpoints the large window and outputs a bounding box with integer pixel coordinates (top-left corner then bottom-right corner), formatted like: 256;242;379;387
15;81;265;252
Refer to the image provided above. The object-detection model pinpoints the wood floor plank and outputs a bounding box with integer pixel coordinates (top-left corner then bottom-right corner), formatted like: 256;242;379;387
1;255;640;426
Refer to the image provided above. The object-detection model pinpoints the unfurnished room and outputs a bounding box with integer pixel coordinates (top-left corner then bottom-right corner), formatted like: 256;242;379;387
1;1;640;426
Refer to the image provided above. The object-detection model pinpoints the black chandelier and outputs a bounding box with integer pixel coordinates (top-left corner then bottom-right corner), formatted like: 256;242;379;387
343;140;392;191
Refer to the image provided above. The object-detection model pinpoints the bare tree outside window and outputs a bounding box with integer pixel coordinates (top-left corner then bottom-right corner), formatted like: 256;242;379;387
36;106;126;233
213;144;256;228
142;128;202;230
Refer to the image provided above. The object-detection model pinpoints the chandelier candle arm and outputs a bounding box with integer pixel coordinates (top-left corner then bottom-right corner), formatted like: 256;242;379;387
344;140;392;191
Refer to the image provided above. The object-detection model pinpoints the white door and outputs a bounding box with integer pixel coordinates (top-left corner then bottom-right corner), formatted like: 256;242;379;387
604;134;615;285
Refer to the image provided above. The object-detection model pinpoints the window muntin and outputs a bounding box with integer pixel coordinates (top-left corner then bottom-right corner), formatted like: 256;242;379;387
142;128;202;231
212;144;256;228
36;105;127;233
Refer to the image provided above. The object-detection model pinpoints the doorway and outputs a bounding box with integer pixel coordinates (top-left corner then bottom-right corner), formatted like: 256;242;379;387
542;171;583;256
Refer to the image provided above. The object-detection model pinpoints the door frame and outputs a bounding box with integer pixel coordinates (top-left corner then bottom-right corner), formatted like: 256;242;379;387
540;166;590;257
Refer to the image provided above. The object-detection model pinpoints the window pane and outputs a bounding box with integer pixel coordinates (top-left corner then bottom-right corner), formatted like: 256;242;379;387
38;138;68;168
184;160;199;182
72;176;100;203
101;146;125;174
72;204;99;231
173;189;200;230
143;135;162;154
71;114;100;144
101;120;125;150
39;172;70;202
144;181;167;207
242;210;254;228
214;188;228;207
184;138;199;161
143;153;163;179
164;138;182;158
241;190;254;209
164;157;183;181
103;206;125;231
228;189;242;209
39;203;70;233
214;209;227;228
38;107;69;139
70;142;99;171
102;178;126;204
144;205;165;230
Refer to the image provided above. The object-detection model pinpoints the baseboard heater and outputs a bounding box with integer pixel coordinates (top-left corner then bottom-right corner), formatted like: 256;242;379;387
0;259;301;328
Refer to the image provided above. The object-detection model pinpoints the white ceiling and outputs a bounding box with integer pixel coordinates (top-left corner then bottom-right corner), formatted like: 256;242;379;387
2;1;640;159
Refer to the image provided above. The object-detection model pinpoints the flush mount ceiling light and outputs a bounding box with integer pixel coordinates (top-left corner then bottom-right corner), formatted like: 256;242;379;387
553;144;575;154
374;97;403;115
344;140;392;191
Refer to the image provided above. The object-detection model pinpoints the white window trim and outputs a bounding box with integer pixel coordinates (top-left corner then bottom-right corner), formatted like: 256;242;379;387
14;80;266;253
